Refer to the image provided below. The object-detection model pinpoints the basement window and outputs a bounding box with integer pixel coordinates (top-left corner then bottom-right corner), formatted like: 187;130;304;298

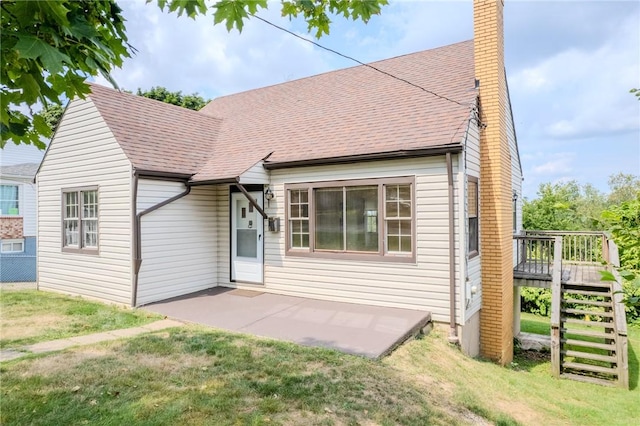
1;239;24;253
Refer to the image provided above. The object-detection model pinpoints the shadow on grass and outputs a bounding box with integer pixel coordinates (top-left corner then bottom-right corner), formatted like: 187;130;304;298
628;335;638;390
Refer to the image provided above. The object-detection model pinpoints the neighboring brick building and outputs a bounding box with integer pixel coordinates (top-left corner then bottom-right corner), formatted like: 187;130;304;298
1;163;40;282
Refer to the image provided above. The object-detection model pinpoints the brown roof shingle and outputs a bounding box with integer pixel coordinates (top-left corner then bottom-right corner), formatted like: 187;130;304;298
86;40;476;182
194;40;476;182
87;83;222;176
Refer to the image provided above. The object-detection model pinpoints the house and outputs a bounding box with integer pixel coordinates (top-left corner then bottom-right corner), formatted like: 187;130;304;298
1;162;41;282
37;2;520;360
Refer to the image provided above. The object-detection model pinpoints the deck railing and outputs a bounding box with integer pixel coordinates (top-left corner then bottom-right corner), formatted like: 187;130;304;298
522;230;607;265
514;235;555;278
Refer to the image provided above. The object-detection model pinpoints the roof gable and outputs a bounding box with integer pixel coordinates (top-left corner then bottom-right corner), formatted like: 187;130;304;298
87;84;223;176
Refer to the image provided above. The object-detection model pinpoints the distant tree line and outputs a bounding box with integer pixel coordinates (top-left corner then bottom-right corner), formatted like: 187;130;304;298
523;174;640;322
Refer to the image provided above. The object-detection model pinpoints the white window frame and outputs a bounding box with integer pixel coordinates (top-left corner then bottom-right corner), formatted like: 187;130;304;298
0;184;20;216
62;187;99;254
285;177;415;263
468;177;479;258
1;239;24;253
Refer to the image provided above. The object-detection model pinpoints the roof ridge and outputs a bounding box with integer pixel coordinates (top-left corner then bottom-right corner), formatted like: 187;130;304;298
205;39;473;104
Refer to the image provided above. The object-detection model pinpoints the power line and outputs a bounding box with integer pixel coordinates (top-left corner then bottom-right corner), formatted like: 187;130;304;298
251;14;471;108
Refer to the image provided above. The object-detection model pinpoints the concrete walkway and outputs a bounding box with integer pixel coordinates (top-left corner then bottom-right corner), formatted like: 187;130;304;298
0;319;183;362
143;287;432;359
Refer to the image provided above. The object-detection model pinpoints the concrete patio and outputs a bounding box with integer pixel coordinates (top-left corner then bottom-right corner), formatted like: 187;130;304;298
143;287;431;358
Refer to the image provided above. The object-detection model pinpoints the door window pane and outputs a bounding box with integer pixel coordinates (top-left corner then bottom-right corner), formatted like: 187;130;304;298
237;229;257;258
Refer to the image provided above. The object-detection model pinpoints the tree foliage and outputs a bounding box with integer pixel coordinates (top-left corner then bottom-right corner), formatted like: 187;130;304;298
136;87;209;111
1;0;132;149
41;104;64;132
607;173;640;206
2;0;387;150
522;181;606;231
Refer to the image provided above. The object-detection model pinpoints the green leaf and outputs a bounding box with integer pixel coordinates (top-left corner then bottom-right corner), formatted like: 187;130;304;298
599;270;616;282
14;36;72;74
16;73;41;105
213;1;249;32
619;270;637;281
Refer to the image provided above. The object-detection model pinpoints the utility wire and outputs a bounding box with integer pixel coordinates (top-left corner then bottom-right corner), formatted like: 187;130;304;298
251;14;471;108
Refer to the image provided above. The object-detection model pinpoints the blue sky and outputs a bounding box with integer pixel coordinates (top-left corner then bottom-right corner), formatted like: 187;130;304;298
84;1;640;198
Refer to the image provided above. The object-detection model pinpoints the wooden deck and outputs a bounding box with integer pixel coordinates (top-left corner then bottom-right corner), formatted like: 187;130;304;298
514;262;605;287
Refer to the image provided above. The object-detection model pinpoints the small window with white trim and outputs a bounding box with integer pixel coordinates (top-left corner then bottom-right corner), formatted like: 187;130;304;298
0;185;19;216
62;187;99;253
1;239;24;253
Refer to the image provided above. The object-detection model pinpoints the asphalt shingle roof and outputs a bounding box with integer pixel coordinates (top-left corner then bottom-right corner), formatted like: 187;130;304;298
86;40;477;182
0;163;40;178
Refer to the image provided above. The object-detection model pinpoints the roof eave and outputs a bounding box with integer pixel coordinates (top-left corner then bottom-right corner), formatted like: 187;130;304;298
263;144;464;170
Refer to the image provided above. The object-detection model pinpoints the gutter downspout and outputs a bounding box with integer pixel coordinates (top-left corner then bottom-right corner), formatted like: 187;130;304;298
446;152;459;344
131;175;191;307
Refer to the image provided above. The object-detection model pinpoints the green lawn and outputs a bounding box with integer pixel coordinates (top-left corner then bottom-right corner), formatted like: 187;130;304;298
1;292;638;425
0;290;159;349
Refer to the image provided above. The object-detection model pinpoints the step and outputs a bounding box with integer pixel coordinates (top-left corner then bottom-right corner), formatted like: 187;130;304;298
562;350;617;363
561;289;612;298
562;361;618;375
561;308;614;318
561;318;614;328
562;338;616;351
561;328;614;339
562;298;613;308
563;281;611;289
560;372;617;387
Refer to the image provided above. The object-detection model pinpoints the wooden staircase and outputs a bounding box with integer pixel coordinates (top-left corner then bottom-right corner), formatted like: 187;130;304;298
555;280;628;387
547;236;629;388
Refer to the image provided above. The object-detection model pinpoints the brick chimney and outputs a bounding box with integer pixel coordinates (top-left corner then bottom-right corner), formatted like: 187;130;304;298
474;0;514;364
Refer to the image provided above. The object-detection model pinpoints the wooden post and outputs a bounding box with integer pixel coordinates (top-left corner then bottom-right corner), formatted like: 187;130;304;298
550;236;563;378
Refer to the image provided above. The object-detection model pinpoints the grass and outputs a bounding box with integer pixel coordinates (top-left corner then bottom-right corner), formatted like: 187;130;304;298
0;290;159;349
387;322;640;426
0;327;474;425
1;291;638;425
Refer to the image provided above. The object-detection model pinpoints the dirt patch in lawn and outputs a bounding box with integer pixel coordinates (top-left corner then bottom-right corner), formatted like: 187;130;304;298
1;314;72;342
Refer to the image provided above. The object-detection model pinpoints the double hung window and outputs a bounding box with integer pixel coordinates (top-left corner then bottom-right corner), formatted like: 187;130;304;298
468;177;479;256
63;187;98;253
286;177;414;262
0;185;19;216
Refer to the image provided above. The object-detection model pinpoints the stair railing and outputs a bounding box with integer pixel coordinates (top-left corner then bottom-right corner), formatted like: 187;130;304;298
550;236;563;378
607;238;629;389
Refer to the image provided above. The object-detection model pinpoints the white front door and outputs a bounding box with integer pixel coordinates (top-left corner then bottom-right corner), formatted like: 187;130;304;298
231;191;264;283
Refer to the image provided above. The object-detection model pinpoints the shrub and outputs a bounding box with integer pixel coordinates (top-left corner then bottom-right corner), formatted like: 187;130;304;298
520;288;551;317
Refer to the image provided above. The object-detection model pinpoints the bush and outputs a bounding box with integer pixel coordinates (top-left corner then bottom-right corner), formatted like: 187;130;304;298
520;288;551;317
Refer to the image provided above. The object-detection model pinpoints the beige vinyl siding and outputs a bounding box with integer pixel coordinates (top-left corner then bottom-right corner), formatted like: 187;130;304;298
217;157;462;322
239;161;269;184
507;95;523;266
462;117;483;318
136;180;217;305
37;98;132;304
216;185;233;287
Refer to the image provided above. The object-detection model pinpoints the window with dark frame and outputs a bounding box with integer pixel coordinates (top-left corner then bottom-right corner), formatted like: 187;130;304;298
63;188;98;252
286;178;414;260
468;178;479;255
